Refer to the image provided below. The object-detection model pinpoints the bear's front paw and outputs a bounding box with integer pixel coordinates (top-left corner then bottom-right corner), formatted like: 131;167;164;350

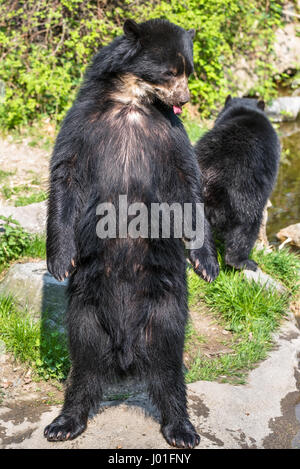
44;413;86;441
189;248;219;282
47;255;76;282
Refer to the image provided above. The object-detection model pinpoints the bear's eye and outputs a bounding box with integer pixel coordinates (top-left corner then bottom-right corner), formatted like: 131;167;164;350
164;70;176;79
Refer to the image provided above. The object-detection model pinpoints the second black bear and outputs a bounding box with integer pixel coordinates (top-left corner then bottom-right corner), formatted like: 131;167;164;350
44;19;219;448
195;96;280;271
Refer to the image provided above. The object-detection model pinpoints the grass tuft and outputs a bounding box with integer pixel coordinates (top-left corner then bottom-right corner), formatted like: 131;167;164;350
252;247;300;291
185;249;294;384
0;295;69;381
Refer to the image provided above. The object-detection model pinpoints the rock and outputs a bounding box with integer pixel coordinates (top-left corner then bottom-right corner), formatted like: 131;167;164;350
291;78;300;90
0;261;68;323
273;23;300;76
230;56;257;98
230;22;300;97
1;315;299;449
243;267;286;294
292;87;300;97
0;200;47;234
266;97;300;122
277;223;300;248
278;121;300;138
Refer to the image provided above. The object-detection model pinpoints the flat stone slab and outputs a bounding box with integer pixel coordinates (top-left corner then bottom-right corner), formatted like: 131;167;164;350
0;261;68;323
1;315;299;449
0;200;46;234
243;267;286;294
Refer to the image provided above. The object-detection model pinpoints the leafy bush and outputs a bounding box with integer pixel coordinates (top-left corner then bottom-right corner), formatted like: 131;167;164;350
0;215;31;266
0;215;46;271
0;0;284;128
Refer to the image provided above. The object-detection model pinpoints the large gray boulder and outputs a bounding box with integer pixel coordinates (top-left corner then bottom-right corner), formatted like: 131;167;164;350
273;21;300;76
0;200;47;234
243;267;286;294
266;96;300;122
0;261;67;324
230;21;300;97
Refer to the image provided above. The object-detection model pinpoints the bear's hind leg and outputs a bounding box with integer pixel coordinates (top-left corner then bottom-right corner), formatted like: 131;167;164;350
146;295;200;449
224;222;260;271
44;365;102;441
44;299;104;441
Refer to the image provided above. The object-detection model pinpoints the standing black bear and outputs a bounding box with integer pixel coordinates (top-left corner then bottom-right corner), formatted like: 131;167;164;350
44;19;219;448
195;96;280;271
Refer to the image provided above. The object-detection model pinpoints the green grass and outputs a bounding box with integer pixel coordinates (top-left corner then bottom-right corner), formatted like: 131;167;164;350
22;234;46;260
1;184;30;199
1;183;48;207
182;118;207;144
0;169;15;183
185;246;299;383
14;190;48;207
184;319;207;357
252;247;300;291
0;295;69;381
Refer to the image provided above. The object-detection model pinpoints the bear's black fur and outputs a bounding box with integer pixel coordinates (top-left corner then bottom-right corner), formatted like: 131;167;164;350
44;19;219;448
195;96;280;271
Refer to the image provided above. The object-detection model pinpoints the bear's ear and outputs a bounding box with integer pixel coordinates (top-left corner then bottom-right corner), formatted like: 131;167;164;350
123;19;140;41
257;100;265;110
188;28;196;40
225;95;232;105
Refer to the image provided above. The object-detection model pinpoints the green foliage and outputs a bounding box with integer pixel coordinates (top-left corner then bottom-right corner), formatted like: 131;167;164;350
0;215;31;267
0;0;283;128
139;0;282;115
0;215;46;271
203;270;288;334
0;0;122;128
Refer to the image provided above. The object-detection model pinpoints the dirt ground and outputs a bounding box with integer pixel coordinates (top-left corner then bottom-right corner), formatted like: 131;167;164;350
0;135;50;204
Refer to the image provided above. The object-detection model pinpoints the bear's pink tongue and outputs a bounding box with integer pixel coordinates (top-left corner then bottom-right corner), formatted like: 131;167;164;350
173;105;182;115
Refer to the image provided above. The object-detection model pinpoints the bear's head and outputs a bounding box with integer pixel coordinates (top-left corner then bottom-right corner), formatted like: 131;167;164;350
113;19;195;115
